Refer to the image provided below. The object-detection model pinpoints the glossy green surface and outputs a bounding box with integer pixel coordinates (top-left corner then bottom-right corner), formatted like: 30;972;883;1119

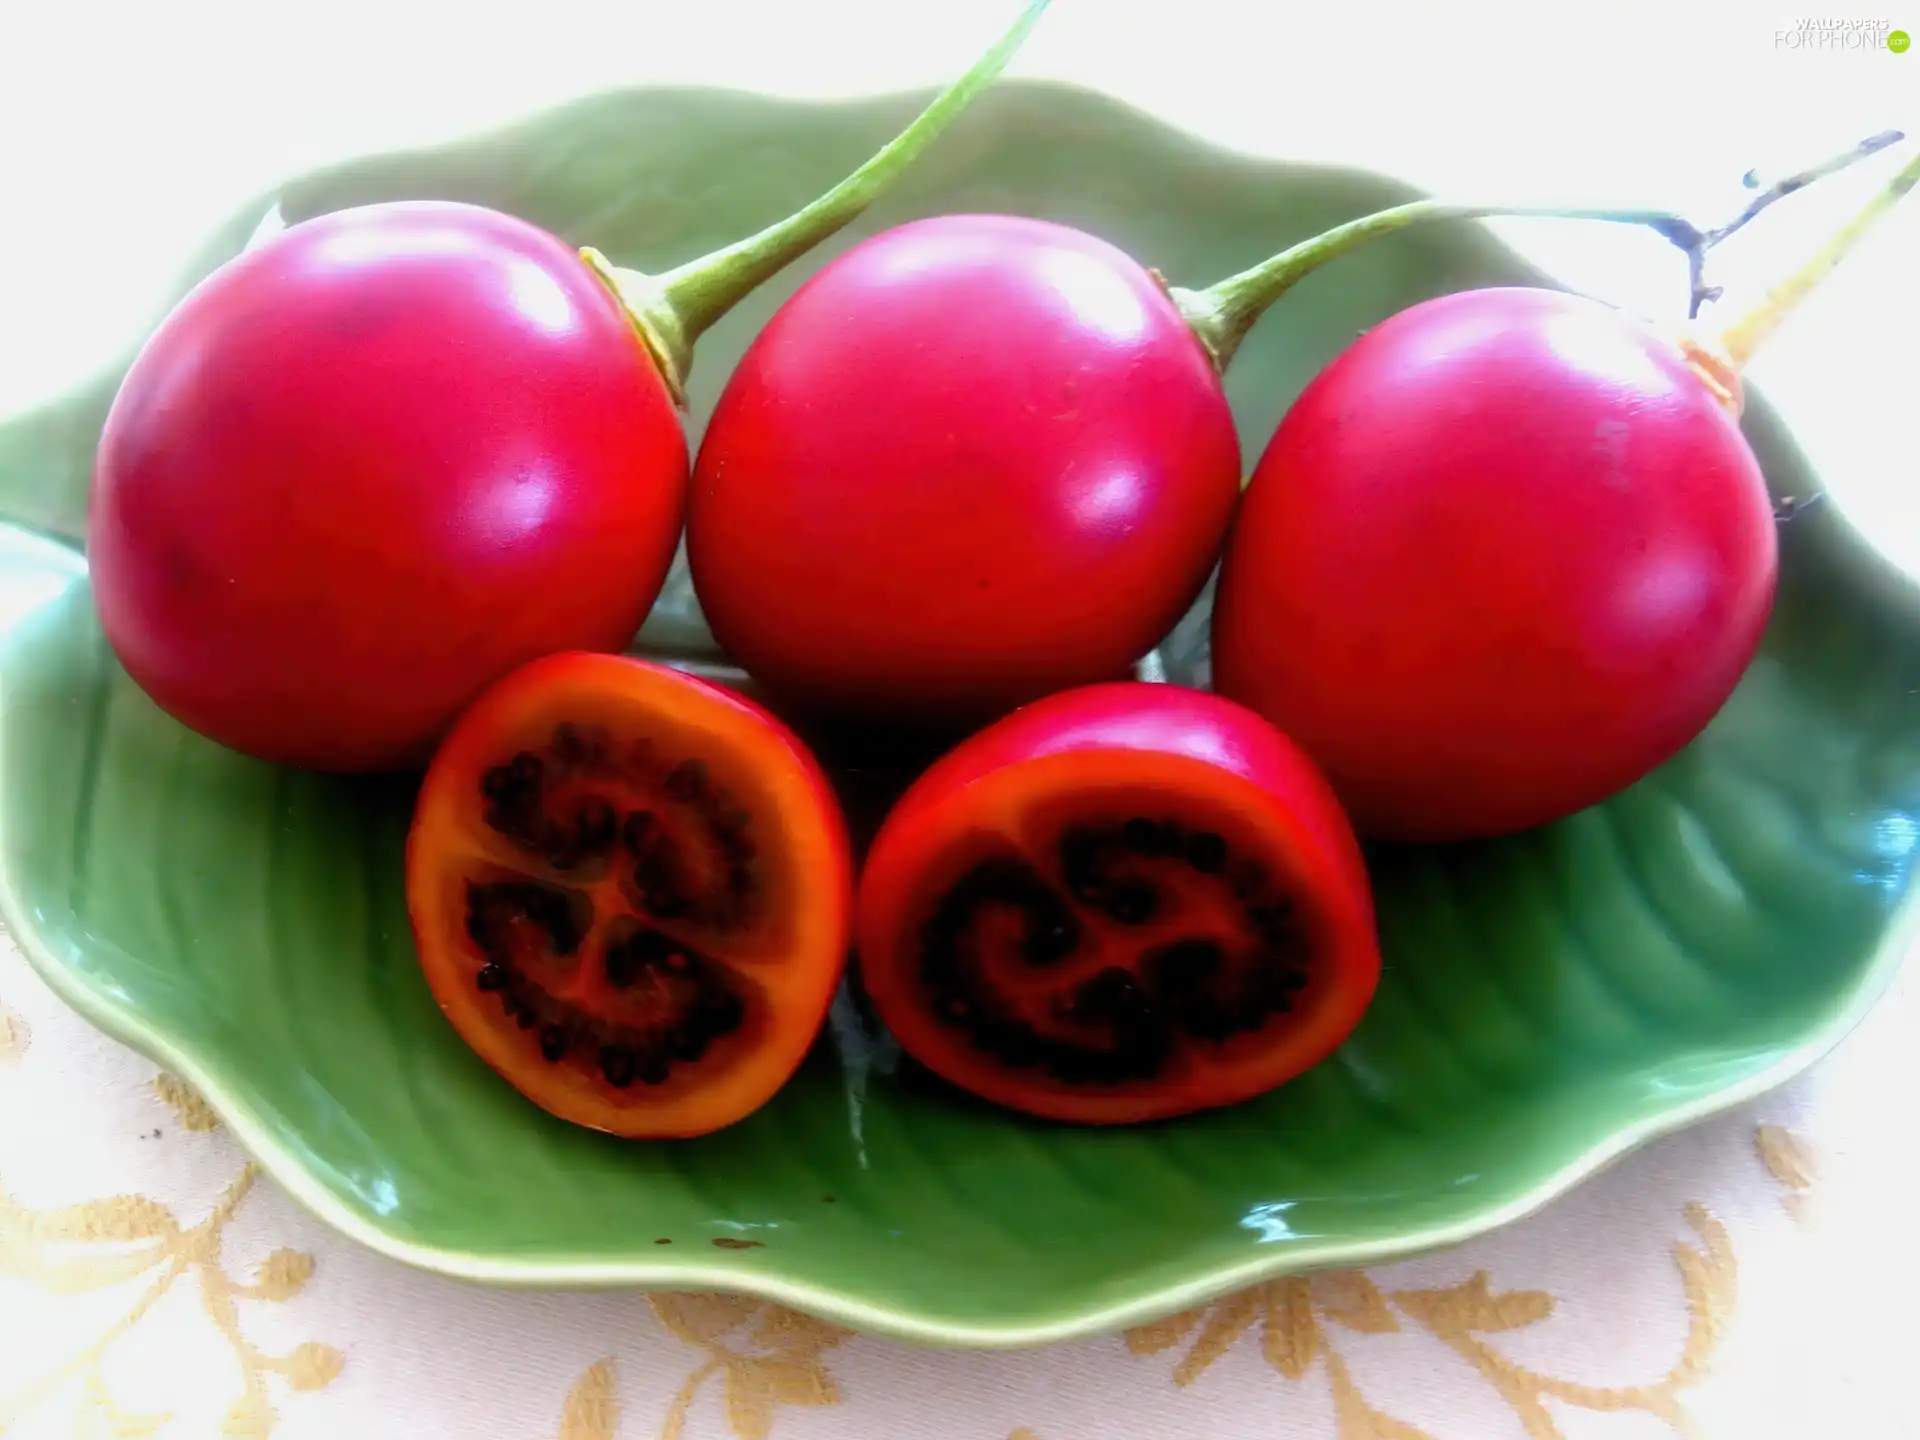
1;81;1917;1347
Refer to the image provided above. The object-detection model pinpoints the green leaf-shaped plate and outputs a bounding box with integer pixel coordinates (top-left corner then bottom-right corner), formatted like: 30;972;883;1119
1;81;1916;1347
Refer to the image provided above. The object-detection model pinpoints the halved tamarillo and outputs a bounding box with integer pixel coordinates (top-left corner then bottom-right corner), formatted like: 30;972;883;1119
1213;144;1920;842
854;683;1379;1124
405;652;853;1138
87;0;1047;773
686;135;1897;727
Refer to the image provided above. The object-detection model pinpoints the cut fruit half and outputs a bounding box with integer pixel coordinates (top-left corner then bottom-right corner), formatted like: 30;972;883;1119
405;652;853;1138
854;683;1380;1124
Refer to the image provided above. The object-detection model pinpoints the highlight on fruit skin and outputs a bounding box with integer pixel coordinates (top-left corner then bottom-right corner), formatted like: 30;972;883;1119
404;651;853;1139
84;0;1050;775
1212;141;1920;844
853;682;1381;1124
682;126;1904;734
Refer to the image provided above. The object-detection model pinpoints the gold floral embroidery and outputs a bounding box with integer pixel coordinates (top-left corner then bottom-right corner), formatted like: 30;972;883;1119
1127;1202;1736;1440
651;1294;849;1440
153;1072;221;1132
558;1358;621;1440
0;995;27;1063
0;1076;342;1436
1755;1124;1816;1223
73;1364;170;1438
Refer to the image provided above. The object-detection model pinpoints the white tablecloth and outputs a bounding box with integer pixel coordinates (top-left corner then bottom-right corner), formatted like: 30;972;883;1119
6;934;1917;1438
3;4;1917;1435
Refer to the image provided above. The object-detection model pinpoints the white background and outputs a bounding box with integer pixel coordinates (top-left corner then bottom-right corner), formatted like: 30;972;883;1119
1;3;1917;1437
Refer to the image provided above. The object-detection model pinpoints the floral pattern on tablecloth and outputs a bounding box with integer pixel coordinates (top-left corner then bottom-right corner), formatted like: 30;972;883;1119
4;928;1910;1440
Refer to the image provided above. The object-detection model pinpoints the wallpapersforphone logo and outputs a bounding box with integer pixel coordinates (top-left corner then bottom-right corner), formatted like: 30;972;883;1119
1775;17;1910;49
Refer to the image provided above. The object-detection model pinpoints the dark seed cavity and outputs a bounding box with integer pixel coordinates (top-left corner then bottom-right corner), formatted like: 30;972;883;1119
1020;917;1080;967
664;759;709;803
540;1025;569;1062
1185;831;1227;874
600;1046;636;1088
1105;882;1159;927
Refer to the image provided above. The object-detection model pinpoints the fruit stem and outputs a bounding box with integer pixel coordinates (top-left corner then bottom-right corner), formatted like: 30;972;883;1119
1174;201;1702;373
1722;145;1920;368
1682;128;1904;317
580;0;1048;405
1175;129;1908;375
1682;143;1920;411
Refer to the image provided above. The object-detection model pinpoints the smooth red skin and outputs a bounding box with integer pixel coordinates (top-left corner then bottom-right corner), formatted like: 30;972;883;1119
90;201;686;773
1212;287;1779;843
687;214;1242;725
856;683;1381;1120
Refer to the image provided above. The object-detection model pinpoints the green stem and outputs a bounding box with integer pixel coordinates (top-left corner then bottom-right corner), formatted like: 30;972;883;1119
1172;201;1703;374
582;0;1048;405
1718;145;1920;369
1172;128;1909;374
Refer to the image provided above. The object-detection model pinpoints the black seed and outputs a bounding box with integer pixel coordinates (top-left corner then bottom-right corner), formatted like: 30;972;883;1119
1185;831;1227;874
476;964;506;992
933;993;971;1025
577;797;617;849
1048;1053;1093;1085
510;752;543;787
540;1025;568;1062
1020;917;1080;966
600;1046;636;1087
1106;882;1159;926
919;945;961;989
664;759;709;802
921;900;966;945
976;1019;1041;1067
669;1028;709;1063
1059;828;1117;903
644;886;687;920
1122;817;1182;856
1071;967;1153;1022
481;765;517;802
1251;915;1293;952
604;940;640;989
1228;860;1268;901
514;1003;539;1030
553;723;586;764
581;726;612;765
1144;938;1225;995
543;819;583;871
1180;1003;1237;1042
621;810;656;854
637;1052;671;1086
701;990;745;1037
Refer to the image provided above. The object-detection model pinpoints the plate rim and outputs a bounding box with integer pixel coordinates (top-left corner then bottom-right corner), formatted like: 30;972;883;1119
3;536;1915;1347
4;71;1918;1344
6;825;1912;1347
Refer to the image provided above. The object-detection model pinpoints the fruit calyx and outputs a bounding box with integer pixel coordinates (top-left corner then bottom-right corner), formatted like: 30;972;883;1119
1171;128;1909;375
1679;142;1920;415
580;0;1049;405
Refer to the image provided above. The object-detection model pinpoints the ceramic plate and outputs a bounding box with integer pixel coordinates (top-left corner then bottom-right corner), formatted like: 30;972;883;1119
2;80;1917;1348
